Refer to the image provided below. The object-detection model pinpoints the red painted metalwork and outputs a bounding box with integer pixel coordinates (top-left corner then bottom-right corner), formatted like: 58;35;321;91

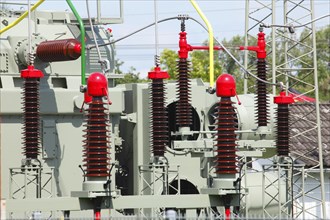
87;72;108;97
148;66;169;80
21;66;43;159
225;207;231;220
94;210;101;220
216;73;236;97
36;39;81;62
239;31;266;59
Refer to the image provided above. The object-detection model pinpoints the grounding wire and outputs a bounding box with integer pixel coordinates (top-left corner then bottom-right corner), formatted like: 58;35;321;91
261;14;330;29
86;0;105;72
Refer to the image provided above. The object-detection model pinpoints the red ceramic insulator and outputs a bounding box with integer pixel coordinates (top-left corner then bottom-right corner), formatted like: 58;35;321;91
36;39;81;62
176;58;192;127
21;66;43;159
255;58;269;127
214;97;238;174
150;78;168;157
82;97;110;177
274;91;294;156
22;78;41;159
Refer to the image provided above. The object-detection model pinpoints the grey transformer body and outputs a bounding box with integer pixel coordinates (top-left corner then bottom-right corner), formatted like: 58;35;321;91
0;8;281;219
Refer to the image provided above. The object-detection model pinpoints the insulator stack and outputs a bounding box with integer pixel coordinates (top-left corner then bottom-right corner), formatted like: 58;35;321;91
255;58;269;127
176;58;192;127
83;97;110;177
274;91;294;156
21;66;43;159
83;72;110;177
36;39;81;62
22;78;40;159
214;97;238;174
148;67;169;157
150;79;168;156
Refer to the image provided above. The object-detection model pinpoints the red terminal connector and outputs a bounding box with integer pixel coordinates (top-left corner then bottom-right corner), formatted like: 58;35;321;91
178;32;189;59
225;207;231;220
21;65;44;78
178;32;221;59
216;73;237;97
274;91;294;104
216;73;241;105
239;31;266;59
87;72;108;97
148;66;170;79
83;72;112;105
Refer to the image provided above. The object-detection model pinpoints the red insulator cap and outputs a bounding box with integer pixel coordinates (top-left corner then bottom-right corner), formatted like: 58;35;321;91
20;65;44;78
178;32;189;59
148;66;170;79
274;91;294;104
257;32;266;59
87;72;108;97
216;73;236;97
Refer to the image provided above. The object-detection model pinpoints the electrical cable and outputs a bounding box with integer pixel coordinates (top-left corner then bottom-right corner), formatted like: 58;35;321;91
0;0;45;35
87;17;179;50
261;14;330;29
189;0;214;88
86;0;104;72
88;15;279;87
188;16;280;87
27;0;32;65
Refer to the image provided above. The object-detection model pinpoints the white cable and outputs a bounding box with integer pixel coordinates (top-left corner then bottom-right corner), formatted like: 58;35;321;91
86;0;106;72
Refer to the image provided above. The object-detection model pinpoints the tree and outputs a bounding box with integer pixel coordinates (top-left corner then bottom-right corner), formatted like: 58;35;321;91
114;59;147;84
159;27;329;101
160;42;223;84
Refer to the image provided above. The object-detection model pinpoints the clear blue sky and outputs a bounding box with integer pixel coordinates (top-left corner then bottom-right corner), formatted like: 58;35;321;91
6;0;330;77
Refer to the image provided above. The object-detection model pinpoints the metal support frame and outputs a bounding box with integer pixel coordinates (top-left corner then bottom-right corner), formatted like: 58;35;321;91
8;167;54;219
262;161;325;219
9;167;54;200
244;1;326;218
138;163;180;218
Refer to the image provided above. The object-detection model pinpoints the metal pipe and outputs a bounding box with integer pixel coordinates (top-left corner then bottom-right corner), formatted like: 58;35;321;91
311;1;326;218
27;0;32;65
272;0;276;95
0;0;45;35
243;0;249;94
66;0;86;86
189;0;214;88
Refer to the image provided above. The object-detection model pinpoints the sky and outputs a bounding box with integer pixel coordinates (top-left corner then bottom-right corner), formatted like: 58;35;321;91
3;0;330;77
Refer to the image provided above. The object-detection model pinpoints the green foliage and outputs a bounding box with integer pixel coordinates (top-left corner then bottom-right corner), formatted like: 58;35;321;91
287;26;330;101
115;59;147;84
160;49;178;79
160;42;223;83
158;27;329;101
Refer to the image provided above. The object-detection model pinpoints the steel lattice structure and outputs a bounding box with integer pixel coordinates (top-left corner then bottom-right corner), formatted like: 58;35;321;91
243;0;326;219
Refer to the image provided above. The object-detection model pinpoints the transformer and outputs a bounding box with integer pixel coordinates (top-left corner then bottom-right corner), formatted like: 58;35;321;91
0;1;301;220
